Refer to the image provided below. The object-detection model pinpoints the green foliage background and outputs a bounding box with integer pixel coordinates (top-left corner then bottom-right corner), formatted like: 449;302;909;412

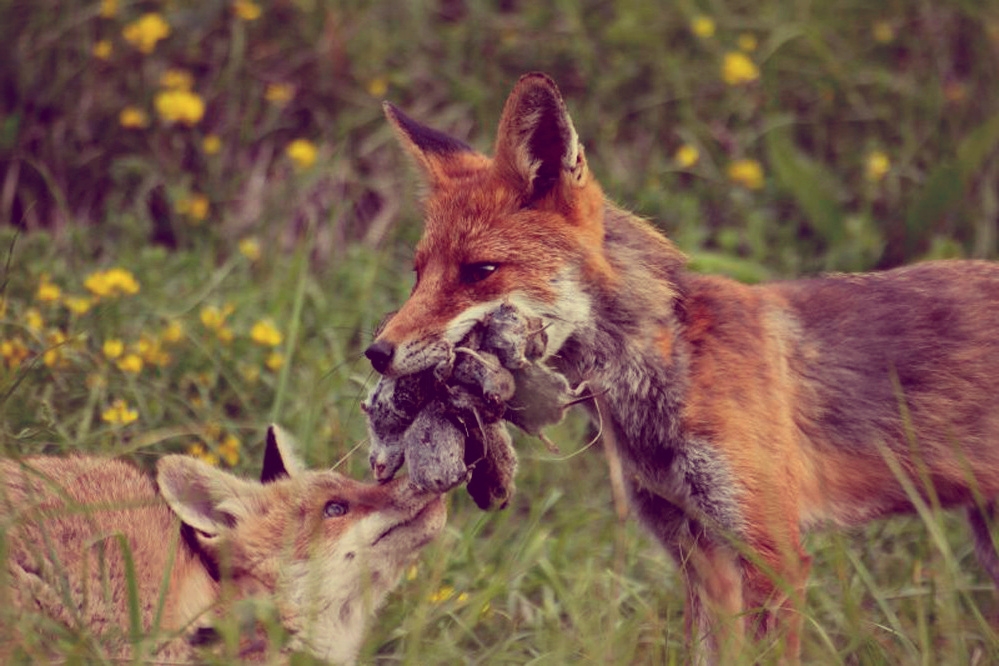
2;0;999;663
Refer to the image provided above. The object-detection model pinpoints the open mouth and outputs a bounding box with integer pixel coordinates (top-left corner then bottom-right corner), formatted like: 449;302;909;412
372;496;441;546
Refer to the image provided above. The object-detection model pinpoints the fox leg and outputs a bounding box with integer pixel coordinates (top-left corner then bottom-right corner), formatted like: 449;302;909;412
738;527;811;662
629;485;745;664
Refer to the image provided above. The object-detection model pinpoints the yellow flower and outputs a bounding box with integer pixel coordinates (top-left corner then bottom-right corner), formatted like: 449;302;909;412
102;399;138;425
99;0;117;18
160;68;194;91
674;144;699;168
85;268;140;298
429;585;455;603
177;193;210;223
250;319;283;347
43;330;67;368
727;159;765;190
123;13;171;54
63;295;94;315
738;33;758;52
406;564;418;581
1;338;30;370
722;52;760;86
93;40;113;60
366;76;389;97
286;139;318;170
690;15;716;39
154;89;205;126
872;21;895;44
161;320;184;343
265;83;295;104
202;134;222;155
233;0;262;21
136;334;171;366
25;308;44;331
265;351;284;371
36;275;61;303
119;107;150;129
117;354;144;374
218;434;241;466
187;442;219;466
239;237;261;262
865;151;891;182
103;338;125;359
200;304;233;331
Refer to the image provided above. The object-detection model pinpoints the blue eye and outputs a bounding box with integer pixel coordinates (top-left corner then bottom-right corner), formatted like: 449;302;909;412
461;262;498;284
323;501;348;518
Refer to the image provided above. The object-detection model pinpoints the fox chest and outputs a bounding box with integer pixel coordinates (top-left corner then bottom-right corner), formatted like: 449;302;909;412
584;362;747;540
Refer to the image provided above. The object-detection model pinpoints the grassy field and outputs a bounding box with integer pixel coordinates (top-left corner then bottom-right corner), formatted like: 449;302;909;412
3;0;999;663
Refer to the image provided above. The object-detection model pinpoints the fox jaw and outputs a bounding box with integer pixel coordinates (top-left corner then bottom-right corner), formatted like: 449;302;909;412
365;73;615;378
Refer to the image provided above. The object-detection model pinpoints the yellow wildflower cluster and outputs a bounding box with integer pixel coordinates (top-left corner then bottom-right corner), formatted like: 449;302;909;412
25;308;43;331
188;442;220;466
120;107;150;129
43;330;69;369
36;274;61;303
265;351;285;371
727;159;765;190
722;52;760;86
160;68;194;91
176;193;210;223
155;89;205;126
865;151;891;182
690;16;716;39
265;83;295;105
102;398;138;425
63;295;94;315
250;319;283;347
239;237;261;261
99;0;117;18
203;134;222;155
366;77;389;97
428;585;469;605
201;304;235;343
286;139;318;170
233;0;262;21
674;144;700;169
189;425;241;467
93;40;113;60
123;13;171;54
1;337;30;370
84;268;140;298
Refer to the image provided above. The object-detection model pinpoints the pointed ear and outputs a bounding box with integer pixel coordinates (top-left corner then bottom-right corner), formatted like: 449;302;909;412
384;101;477;188
493;73;587;205
157;455;261;537
260;424;306;483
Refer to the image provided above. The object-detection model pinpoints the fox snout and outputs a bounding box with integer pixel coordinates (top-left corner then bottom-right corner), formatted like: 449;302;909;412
365;338;395;374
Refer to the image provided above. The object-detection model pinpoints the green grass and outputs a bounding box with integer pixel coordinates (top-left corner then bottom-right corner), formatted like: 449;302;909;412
3;0;999;663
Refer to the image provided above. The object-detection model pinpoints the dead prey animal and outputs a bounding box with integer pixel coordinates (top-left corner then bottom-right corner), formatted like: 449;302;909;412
362;304;586;510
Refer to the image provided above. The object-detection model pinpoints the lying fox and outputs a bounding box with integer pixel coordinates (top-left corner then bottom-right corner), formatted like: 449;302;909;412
1;425;445;664
365;72;999;661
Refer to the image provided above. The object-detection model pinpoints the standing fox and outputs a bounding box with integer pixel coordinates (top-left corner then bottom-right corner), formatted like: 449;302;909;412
1;426;445;664
365;73;999;661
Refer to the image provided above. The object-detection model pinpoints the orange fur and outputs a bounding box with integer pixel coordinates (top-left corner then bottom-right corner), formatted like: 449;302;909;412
368;73;999;663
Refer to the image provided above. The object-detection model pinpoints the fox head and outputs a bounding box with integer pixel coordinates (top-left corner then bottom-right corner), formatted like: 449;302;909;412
157;425;446;663
366;73;623;377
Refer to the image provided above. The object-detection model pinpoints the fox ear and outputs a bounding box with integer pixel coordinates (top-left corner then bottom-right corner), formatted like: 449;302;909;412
260;424;306;483
157;455;260;538
384;102;477;187
493;73;587;205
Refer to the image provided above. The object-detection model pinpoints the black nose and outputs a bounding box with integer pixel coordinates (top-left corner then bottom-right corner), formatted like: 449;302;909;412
365;339;395;374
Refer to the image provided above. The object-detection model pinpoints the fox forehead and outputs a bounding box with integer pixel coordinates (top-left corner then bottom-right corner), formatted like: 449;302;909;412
415;177;582;271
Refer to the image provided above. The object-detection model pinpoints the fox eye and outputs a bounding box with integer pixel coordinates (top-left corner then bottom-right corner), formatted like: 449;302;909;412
323;500;348;518
460;262;498;284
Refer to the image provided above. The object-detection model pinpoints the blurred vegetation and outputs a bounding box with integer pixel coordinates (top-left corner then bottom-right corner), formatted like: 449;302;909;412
2;0;999;663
